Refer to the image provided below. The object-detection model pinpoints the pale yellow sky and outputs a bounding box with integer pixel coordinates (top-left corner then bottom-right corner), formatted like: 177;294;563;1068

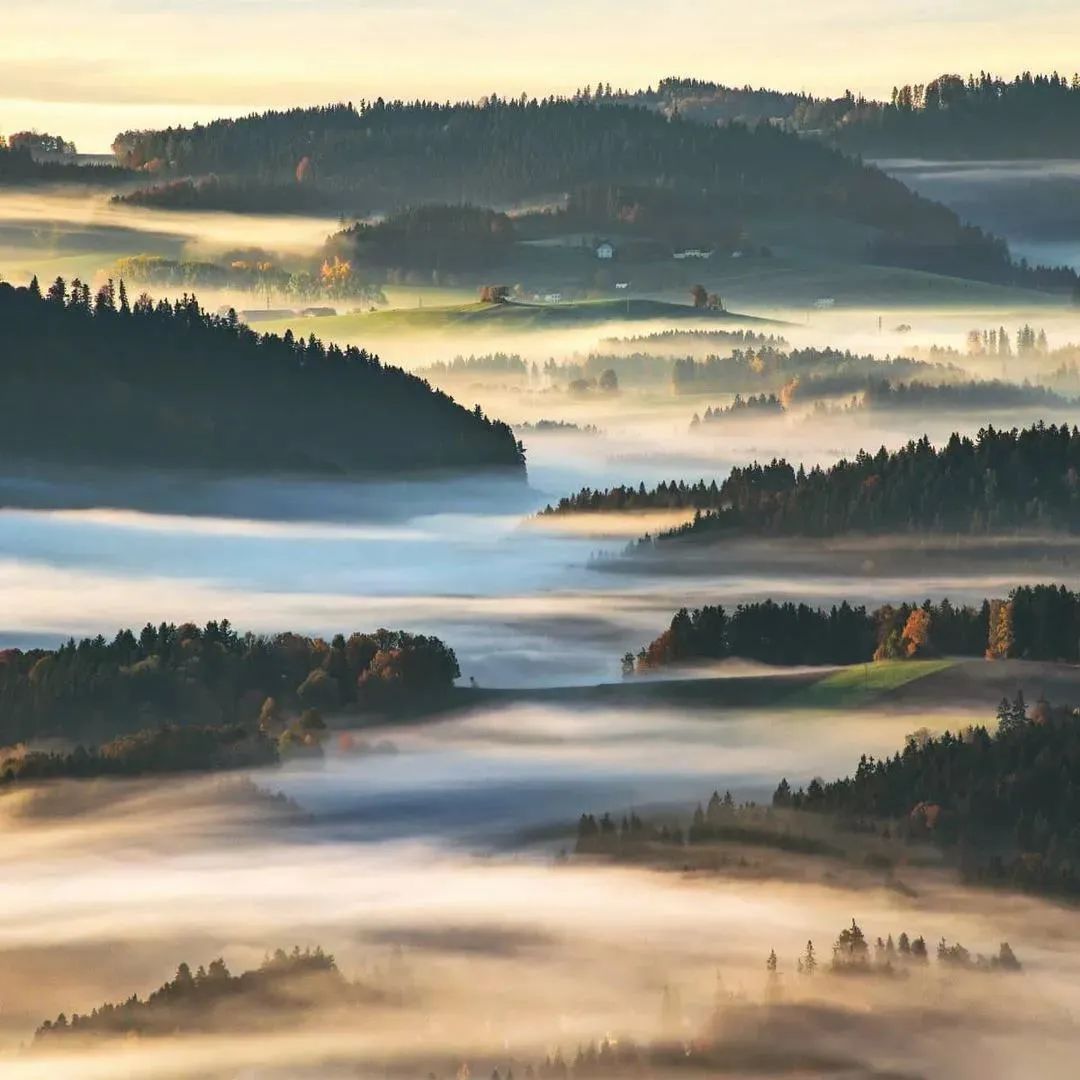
4;0;1080;151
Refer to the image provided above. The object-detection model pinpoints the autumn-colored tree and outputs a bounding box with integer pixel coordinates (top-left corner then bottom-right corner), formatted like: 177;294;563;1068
986;598;1014;660
319;255;353;297
901;608;932;658
295;156;314;185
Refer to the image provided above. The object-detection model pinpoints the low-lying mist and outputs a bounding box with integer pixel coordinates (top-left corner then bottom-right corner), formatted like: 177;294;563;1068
1;722;1078;1077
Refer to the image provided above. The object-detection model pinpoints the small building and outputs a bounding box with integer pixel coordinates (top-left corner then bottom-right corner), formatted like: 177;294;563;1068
673;248;715;260
544;292;563;304
813;297;836;310
595;241;615;260
614;282;630;290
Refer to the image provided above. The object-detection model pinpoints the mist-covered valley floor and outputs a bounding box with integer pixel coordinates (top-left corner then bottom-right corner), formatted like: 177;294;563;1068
5;174;1080;1078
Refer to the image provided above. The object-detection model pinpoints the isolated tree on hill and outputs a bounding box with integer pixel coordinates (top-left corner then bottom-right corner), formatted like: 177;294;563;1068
690;284;708;308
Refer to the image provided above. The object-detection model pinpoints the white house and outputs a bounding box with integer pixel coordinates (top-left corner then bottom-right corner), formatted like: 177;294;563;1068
595;241;615;260
614;282;630;290
673;248;715;260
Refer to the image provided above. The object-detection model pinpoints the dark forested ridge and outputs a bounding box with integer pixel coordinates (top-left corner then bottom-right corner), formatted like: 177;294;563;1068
0;619;461;748
598;424;1080;543
624;584;1076;673
107;98;1077;292
0;280;524;476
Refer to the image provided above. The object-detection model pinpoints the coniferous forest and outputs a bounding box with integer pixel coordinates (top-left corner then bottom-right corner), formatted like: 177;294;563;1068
0;279;525;476
544;424;1080;541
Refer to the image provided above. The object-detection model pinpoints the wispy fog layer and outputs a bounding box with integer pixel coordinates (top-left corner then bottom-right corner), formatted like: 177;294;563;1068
1;739;1078;1077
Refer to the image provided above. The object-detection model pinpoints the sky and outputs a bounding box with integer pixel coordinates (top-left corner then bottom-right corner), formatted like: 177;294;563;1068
4;0;1080;151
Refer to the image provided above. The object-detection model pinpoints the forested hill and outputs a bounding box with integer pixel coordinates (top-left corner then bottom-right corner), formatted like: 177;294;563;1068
109;99;869;210
619;72;1080;160
552;424;1080;542
108;97;1080;292
0;280;525;476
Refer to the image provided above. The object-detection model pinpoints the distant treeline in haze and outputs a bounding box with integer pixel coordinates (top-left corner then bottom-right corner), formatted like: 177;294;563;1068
108;98;1080;293
623;72;1080;159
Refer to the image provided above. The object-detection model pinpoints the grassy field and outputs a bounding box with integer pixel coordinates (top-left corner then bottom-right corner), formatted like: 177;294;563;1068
259;297;772;340
787;659;957;710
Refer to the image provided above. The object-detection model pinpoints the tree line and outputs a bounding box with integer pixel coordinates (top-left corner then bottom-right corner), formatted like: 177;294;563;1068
670;346;954;395
624;585;1080;673
0;618;461;748
0;279;524;475
0;723;278;787
620;71;1080;160
622;423;1080;542
0;143;127;185
774;692;1080;899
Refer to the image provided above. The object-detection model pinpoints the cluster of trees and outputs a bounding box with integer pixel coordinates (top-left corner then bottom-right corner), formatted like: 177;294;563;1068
0;619;461;747
542;479;724;516
0;723;277;786
515;420;600;436
568;369;619;396
966;325;1050;358
840;378;1071;414
691;394;784;427
813;72;1080;159
625;585;1080;673
638;423;1080;542
600;329;786;356
0;279;524;475
112;254;386;306
624;596;980;673
771;922;1019;980
626;71;1080;160
416;353;529;380
329;204;516;275
114;175;332;213
549;353;671;390
670;346;954;396
577;792;834;858
0;143;125;185
6;131;77;156
103;98;1074;291
35;947;354;1042
774;694;1080;898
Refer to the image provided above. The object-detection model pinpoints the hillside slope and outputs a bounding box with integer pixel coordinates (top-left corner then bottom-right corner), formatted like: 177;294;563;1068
0;280;525;477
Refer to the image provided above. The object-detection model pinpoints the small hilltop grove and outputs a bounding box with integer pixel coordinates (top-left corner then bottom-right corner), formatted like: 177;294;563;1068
621;584;1079;674
0;276;525;477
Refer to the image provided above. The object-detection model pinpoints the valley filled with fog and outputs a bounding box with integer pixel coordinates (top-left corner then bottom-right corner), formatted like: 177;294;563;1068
6;84;1080;1078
